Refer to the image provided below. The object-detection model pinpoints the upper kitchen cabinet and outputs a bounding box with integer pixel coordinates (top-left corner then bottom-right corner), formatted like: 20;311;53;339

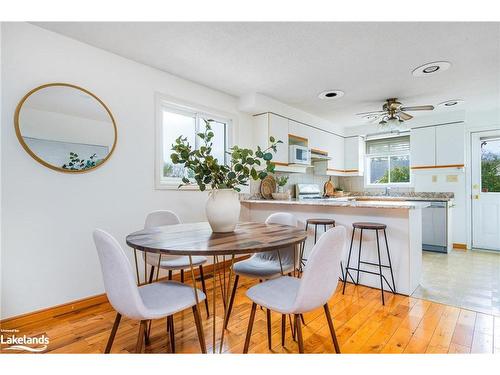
344;136;364;175
253;113;289;165
327;133;345;173
411;122;465;169
288;119;310;143
435;123;465;166
410;126;436;167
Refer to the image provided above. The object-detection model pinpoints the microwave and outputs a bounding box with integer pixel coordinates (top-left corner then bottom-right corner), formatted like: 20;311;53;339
289;145;311;165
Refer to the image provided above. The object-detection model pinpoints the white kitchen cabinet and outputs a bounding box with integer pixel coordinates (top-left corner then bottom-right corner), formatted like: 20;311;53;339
411;122;465;168
253;113;289;165
410;126;436;167
435;123;465;166
344;136;364;175
288;120;309;143
327;134;345;172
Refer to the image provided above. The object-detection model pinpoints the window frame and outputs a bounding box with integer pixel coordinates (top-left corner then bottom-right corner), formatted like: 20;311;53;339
155;94;233;190
364;136;412;188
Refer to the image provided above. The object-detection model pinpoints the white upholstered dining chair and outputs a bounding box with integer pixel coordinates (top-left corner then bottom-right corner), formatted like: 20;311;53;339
142;210;210;317
242;225;346;353
223;212;300;347
93;229;207;353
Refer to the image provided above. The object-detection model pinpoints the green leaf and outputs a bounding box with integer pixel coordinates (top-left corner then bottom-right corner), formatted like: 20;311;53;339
234;164;243;172
263;152;273;161
228;171;236;179
269;136;275;143
258;171;267;179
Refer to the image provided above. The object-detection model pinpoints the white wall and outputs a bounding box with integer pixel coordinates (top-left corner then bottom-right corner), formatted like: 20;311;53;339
0;22;253;319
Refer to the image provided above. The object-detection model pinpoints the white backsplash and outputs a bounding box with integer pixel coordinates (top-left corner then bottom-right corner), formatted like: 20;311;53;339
250;169;339;197
339;176;415;194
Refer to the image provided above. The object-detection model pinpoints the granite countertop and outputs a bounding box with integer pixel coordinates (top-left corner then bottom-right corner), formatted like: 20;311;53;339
241;198;431;209
346;192;454;202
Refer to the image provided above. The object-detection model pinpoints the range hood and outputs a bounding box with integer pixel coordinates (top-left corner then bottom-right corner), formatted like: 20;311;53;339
310;148;331;161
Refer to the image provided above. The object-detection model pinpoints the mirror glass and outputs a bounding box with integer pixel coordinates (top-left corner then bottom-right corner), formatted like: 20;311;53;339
15;84;116;173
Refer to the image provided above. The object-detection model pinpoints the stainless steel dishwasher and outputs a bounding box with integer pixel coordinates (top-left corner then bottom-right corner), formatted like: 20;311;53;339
422;201;448;253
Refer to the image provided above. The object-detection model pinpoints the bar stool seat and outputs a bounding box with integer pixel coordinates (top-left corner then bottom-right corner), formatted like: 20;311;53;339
352;222;386;230
306;218;336;226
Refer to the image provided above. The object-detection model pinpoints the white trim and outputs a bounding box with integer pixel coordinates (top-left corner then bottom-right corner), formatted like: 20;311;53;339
154;93;235;190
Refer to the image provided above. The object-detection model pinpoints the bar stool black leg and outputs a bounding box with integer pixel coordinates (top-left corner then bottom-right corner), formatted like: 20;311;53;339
356;229;363;285
342;228;356;294
375;230;385;305
383;229;396;294
314;224;318;244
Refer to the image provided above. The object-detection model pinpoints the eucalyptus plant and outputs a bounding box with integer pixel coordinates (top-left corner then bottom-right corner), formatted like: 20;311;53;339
170;119;282;192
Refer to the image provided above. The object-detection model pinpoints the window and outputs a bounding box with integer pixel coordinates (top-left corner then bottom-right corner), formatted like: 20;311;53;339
480;137;500;193
157;100;231;189
365;136;410;186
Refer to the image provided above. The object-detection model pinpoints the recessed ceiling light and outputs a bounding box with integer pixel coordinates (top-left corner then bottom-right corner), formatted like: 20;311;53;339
438;99;464;108
318;90;344;100
412;61;451;77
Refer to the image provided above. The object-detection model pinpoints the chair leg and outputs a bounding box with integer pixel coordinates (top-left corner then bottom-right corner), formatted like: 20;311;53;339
323;304;340;353
144;321;151;345
168;270;172;280
224;275;239;329
199;265;210;318
243;303;257;353
148;266;155;284
266;309;272;350
192;305;207;353
294;314;304;353
281;314;286;346
105;313;121;353
136;320;147;353
167;315;176;353
180;269;184;283
289;314;296;341
342;228;356;294
300;314;306;325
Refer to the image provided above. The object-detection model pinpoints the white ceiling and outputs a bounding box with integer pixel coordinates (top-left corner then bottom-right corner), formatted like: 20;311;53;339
34;22;500;128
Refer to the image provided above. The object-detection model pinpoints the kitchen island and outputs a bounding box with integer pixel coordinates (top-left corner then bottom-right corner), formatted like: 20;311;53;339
240;198;430;295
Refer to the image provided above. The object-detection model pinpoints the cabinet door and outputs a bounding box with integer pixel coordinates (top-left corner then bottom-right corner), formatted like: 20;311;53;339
327;134;344;171
435;123;465;166
344;137;358;170
411;127;436;167
268;114;289;164
288;120;309;143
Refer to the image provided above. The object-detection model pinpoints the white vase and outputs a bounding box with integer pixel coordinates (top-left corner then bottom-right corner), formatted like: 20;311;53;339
205;189;241;233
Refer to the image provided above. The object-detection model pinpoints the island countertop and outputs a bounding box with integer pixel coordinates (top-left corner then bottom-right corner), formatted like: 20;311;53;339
241;198;430;209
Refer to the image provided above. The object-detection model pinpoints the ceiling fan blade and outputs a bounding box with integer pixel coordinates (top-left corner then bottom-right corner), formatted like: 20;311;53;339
400;105;434;111
355;110;387;116
399;112;413;121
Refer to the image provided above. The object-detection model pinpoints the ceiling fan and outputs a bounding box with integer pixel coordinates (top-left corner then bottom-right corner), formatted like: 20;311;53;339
356;98;434;128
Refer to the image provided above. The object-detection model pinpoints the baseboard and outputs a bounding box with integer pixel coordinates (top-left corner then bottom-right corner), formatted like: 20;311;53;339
453;243;467;250
1;255;245;329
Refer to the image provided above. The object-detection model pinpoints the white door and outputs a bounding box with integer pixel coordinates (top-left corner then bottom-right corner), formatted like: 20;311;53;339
472;130;500;251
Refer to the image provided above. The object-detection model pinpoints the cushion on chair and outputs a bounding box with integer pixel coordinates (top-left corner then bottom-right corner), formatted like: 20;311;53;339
138;280;206;319
233;256;294;279
245;276;301;314
156;255;207;270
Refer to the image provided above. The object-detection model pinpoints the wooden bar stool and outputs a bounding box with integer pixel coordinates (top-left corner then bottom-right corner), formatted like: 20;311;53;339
341;222;396;305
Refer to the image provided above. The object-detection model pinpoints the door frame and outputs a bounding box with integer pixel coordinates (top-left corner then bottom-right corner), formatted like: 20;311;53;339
466;125;500;250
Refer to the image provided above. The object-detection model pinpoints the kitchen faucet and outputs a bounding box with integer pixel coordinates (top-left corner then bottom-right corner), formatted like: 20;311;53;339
385;187;392;196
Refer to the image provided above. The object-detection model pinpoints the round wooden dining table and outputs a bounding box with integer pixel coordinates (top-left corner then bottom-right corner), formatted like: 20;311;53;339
126;221;307;353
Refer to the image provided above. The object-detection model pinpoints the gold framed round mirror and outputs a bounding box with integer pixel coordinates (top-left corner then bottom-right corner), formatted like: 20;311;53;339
14;83;117;173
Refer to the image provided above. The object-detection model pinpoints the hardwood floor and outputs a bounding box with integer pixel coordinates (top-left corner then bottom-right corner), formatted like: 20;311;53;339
1;277;498;354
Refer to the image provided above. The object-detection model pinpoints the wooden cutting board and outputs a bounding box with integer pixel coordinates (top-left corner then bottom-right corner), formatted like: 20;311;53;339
260;175;277;199
323;177;335;197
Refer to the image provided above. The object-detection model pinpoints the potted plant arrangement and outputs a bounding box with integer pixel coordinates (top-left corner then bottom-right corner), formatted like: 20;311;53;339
276;175;289;193
170;120;282;233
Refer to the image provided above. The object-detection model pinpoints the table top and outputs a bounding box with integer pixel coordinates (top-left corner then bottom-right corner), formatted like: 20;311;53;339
126;221;307;256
